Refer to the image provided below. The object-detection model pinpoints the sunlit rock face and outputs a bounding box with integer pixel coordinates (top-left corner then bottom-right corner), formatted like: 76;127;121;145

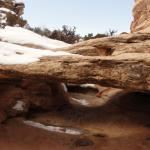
0;0;27;28
131;0;150;32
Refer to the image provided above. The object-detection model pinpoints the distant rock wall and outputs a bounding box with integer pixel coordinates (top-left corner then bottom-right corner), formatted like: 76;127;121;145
131;0;150;32
0;0;27;28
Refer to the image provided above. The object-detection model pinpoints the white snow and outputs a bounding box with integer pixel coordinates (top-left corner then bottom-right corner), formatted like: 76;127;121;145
23;120;83;135
0;26;70;49
12;101;25;111
0;13;6;24
72;97;90;106
15;0;24;2
61;83;68;92
80;84;97;89
0;26;73;65
0;7;16;15
0;41;72;65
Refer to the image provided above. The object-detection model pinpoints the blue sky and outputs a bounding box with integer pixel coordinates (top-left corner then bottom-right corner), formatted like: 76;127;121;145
23;0;134;36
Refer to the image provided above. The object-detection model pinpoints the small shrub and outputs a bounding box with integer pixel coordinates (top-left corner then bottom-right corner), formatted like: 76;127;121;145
83;29;117;41
28;25;81;44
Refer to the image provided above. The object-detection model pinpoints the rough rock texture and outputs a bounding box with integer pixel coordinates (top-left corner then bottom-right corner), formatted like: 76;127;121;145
3;32;150;122
1;0;150;124
1;31;150;123
1;33;150;92
60;32;150;56
0;78;70;123
131;0;150;32
0;0;27;28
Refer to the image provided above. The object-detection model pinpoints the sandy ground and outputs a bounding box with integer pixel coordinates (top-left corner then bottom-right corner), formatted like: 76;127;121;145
0;91;150;150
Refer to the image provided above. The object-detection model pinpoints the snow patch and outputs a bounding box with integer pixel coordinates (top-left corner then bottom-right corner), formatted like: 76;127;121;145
0;26;73;65
0;8;16;15
0;41;72;65
15;0;24;2
72;97;90;106
61;83;68;92
0;26;70;49
23;120;83;135
0;13;7;25
12;101;25;111
80;84;97;89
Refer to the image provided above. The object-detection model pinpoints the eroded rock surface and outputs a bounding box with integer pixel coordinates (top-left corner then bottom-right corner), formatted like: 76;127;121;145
1;0;150;124
0;78;70;123
0;0;27;28
131;0;150;32
2;32;150;92
1;31;150;124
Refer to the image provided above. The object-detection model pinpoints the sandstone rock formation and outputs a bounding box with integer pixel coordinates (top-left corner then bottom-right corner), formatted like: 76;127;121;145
0;78;70;123
1;32;150;92
0;0;27;28
0;23;70;123
131;0;150;32
1;0;150;124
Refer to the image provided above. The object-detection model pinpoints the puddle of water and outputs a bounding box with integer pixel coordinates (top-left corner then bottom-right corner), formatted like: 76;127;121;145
23;120;84;135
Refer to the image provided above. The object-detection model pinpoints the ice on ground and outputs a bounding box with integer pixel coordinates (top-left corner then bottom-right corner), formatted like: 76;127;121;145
24;120;83;135
0;26;70;49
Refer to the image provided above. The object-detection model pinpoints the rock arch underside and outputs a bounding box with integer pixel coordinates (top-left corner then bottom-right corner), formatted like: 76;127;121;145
0;0;150;150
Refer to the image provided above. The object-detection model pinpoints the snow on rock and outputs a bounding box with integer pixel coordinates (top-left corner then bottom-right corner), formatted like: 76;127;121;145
0;7;16;15
0;13;7;25
0;0;26;27
80;84;97;89
0;2;71;65
15;0;24;3
0;26;73;65
12;101;25;111
0;41;72;65
0;26;70;49
61;83;68;92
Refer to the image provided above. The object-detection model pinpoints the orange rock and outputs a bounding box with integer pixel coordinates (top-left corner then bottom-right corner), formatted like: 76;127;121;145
0;78;70;122
131;0;150;32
